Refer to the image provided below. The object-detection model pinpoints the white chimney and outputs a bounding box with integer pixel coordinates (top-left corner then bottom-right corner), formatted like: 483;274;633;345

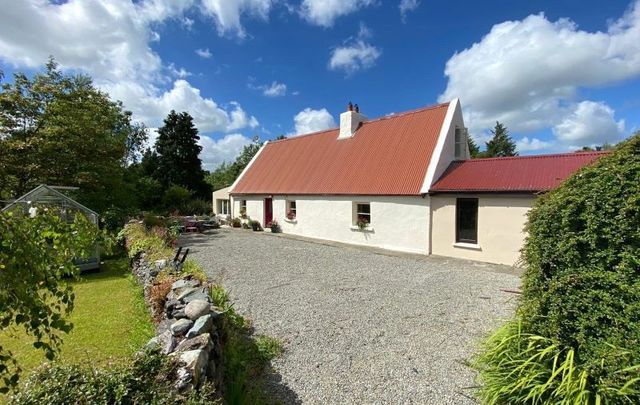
338;102;367;139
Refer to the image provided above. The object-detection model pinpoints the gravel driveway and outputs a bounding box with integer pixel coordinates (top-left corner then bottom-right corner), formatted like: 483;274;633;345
183;229;520;404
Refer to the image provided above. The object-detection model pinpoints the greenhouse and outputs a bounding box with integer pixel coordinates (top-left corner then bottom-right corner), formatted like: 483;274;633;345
2;184;101;271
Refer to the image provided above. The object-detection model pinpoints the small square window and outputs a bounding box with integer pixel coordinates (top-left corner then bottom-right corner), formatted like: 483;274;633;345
354;203;371;227
456;198;478;244
286;200;296;219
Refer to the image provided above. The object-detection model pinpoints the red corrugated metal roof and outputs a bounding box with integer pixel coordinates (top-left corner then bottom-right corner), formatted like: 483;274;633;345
430;151;607;193
231;102;450;195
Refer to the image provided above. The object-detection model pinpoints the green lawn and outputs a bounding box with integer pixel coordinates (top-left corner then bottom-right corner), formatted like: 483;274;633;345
0;258;155;378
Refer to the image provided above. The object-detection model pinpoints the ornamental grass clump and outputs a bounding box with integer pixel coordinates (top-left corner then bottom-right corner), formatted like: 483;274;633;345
475;133;640;404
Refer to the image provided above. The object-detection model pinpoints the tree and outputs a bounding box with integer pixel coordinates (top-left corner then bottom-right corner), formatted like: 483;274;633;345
205;162;235;191
154;111;210;198
0;209;102;392
484;121;518;157
0;58;147;216
467;136;480;158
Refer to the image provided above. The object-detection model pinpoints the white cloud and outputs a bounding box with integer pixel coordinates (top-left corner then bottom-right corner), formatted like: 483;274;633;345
261;81;287;97
300;0;375;27
439;1;640;142
199;133;253;169
516;136;554;152
0;0;259;138
552;101;625;146
195;48;212;58
168;63;192;78
399;0;420;22
200;0;273;37
329;24;381;75
292;108;336;135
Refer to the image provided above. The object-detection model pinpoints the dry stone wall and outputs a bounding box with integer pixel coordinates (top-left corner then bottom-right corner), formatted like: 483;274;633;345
131;254;223;392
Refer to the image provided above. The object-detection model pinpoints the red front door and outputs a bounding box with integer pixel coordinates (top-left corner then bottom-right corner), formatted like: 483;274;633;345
264;198;273;226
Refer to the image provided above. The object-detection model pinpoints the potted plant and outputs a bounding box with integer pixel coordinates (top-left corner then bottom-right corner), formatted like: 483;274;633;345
286;211;296;220
356;216;369;230
267;220;281;233
250;220;263;231
239;209;247;219
231;217;241;228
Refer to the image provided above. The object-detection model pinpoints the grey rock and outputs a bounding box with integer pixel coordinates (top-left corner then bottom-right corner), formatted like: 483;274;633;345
170;318;193;336
164;298;179;311
155;259;167;270
181;290;211;304
172;278;201;291
170;349;209;391
174;332;214;353
185;314;214;339
144;330;176;355
173;309;187;319
185;299;210;320
176;287;200;301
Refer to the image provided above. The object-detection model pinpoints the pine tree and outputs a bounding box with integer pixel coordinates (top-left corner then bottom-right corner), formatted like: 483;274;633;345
154;111;209;198
467;136;481;158
484;121;518;157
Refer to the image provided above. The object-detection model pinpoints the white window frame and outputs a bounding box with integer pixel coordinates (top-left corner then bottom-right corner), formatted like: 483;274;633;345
286;200;297;218
220;200;229;215
353;202;371;226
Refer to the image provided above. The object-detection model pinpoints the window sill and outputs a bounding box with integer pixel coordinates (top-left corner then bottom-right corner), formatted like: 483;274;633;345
284;218;297;224
350;225;374;233
453;242;481;251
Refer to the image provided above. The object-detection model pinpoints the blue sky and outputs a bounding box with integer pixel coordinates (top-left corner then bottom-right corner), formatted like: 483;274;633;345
0;0;639;169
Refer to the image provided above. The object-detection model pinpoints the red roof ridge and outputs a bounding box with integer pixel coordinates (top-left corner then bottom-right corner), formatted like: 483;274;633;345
465;150;610;162
267;101;451;144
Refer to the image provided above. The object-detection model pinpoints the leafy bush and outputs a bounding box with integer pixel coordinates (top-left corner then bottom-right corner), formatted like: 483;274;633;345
476;134;640;403
231;218;241;228
0;209;103;392
119;223;173;260
143;213;165;228
267;220;281;233
162;185;192;212
181;199;212;216
474;321;639;404
10;350;216;404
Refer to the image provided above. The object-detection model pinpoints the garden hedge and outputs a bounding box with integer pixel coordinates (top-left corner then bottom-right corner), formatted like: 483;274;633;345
476;133;640;403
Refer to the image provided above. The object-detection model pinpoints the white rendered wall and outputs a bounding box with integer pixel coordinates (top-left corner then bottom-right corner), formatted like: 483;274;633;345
235;195;431;254
430;194;535;266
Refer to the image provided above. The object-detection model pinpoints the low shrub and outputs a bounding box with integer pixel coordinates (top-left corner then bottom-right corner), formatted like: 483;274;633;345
143;213;165;228
182;200;212;216
231;218;241;228
119;223;173;261
10;350;217;404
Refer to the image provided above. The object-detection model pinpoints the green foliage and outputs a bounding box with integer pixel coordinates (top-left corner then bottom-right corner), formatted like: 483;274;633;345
0;58;147;215
205;136;262;191
0;209;102;392
9;350;217;404
182;199;212;216
476;134;640;403
162;185;192;212
468;136;481;158
120;223;173;261
154;111;210;199
484;121;518;157
474;320;640;404
254;335;284;362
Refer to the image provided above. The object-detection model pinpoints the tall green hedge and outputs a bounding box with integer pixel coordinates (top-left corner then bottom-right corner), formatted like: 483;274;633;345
476;133;640;403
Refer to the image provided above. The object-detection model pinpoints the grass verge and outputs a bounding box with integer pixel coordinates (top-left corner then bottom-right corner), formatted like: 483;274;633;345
0;258;155;378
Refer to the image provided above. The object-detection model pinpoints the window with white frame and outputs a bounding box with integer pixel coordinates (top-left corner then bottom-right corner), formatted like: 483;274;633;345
220;200;229;215
354;202;371;228
286;200;296;219
454;126;467;159
240;199;247;217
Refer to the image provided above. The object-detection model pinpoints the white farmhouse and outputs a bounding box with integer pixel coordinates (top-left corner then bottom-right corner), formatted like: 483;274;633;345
229;100;605;266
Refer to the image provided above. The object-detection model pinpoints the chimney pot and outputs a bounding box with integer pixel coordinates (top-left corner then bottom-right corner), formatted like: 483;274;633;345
347;101;353;111
354;104;359;113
